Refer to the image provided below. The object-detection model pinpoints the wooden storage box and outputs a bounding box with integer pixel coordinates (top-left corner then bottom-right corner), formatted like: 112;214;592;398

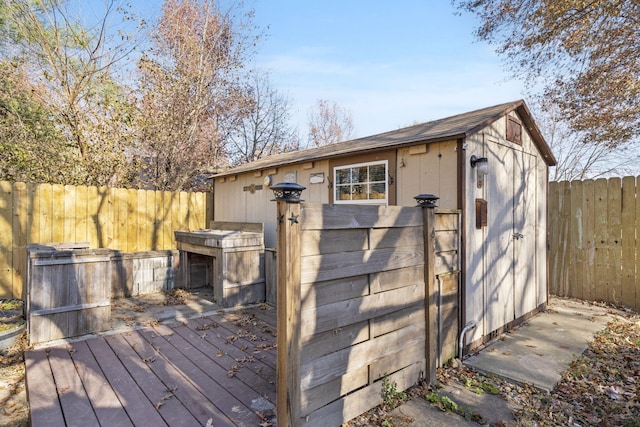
175;229;265;307
27;244;114;345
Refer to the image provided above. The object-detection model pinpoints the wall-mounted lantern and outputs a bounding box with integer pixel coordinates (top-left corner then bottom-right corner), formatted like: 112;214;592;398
270;182;306;203
470;155;489;189
414;193;439;208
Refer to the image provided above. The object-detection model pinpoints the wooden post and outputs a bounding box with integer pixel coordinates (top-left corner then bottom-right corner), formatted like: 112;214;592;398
276;198;302;426
415;194;438;385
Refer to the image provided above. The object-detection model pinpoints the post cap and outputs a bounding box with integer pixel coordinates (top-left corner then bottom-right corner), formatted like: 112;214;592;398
414;194;439;208
271;182;306;203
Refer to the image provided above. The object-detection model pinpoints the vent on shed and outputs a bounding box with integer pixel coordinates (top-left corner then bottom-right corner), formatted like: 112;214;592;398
506;116;522;145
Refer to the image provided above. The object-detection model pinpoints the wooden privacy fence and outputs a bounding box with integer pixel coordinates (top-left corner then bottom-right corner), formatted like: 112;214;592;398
549;176;639;310
0;181;212;299
275;200;460;427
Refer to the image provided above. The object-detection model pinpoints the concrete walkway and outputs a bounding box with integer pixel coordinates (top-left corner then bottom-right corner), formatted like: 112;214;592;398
389;297;622;426
465;298;615;392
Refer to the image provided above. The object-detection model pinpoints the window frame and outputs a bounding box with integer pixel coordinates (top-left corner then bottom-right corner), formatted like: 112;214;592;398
333;160;389;205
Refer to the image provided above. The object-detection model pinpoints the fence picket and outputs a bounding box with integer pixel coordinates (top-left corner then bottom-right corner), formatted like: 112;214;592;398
63;185;77;243
86;186;99;248
51;184;64;243
636;176;640;310
76;185;89;244
621;176;636;309
0;182;13;298
583;180;596;301
548;182;560;292
593;179;609;303
557;181;571;296
608;178;623;304
569;180;583;299
12;182;28;298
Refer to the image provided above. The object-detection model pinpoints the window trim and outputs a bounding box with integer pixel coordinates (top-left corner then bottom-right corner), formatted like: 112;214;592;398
333;160;389;205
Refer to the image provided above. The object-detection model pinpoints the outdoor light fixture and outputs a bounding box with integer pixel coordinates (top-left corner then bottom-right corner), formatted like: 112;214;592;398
414;193;439;208
470;155;489;189
270;182;306;203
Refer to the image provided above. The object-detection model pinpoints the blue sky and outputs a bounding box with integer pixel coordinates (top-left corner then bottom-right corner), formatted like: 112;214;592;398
247;0;525;138
104;0;525;139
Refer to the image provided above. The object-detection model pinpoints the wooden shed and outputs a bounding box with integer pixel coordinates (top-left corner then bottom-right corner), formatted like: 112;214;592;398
213;100;556;348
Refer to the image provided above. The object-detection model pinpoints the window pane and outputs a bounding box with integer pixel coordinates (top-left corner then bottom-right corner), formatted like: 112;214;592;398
351;184;367;199
337;185;352;200
336;169;350;184
369;164;386;182
356;166;368;182
369;182;386;199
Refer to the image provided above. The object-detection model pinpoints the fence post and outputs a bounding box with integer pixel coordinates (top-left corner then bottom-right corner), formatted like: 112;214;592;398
272;183;305;427
415;194;438;384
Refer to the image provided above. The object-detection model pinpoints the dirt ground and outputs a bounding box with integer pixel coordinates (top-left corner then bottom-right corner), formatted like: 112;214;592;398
0;331;29;427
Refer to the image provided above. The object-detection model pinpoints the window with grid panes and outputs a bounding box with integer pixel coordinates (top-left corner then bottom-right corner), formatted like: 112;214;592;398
333;160;388;204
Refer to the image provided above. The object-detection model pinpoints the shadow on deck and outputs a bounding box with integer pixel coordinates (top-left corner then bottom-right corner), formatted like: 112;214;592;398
25;292;277;427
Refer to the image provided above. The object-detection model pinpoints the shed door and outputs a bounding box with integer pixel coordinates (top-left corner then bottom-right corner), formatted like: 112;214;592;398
485;143;515;333
514;152;538;318
485;146;539;335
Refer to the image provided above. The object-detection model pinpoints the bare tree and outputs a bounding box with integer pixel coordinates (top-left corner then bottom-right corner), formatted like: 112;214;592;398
455;0;640;149
307;99;354;147
136;0;259;190
226;71;299;166
532;102;640;181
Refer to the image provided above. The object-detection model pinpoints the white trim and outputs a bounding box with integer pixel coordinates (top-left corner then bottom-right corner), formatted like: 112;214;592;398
333;160;389;205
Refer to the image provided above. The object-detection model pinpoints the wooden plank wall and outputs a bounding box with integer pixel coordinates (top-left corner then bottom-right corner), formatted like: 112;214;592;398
0;181;213;299
549;176;639;310
276;202;460;427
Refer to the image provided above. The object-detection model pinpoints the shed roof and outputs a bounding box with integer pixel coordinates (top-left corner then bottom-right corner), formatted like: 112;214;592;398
214;99;556;178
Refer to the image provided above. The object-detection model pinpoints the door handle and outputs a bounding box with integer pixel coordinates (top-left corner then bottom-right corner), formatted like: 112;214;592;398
513;232;524;240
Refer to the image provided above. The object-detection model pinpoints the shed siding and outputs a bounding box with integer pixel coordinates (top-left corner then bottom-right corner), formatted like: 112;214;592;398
215;144;459;247
396;140;458;209
214;161;331;247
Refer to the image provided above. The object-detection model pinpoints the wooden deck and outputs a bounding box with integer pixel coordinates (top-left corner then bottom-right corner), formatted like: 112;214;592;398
25;305;277;427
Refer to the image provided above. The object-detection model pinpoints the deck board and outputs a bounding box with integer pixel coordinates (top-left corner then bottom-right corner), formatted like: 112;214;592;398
70;340;133;427
154;323;269;409
25;350;66;426
26;306;277;426
202;311;278;369
102;334;194;427
48;346;101;426
172;320;276;402
139;326;258;426
90;335;173;427
190;317;277;382
121;329;236;426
